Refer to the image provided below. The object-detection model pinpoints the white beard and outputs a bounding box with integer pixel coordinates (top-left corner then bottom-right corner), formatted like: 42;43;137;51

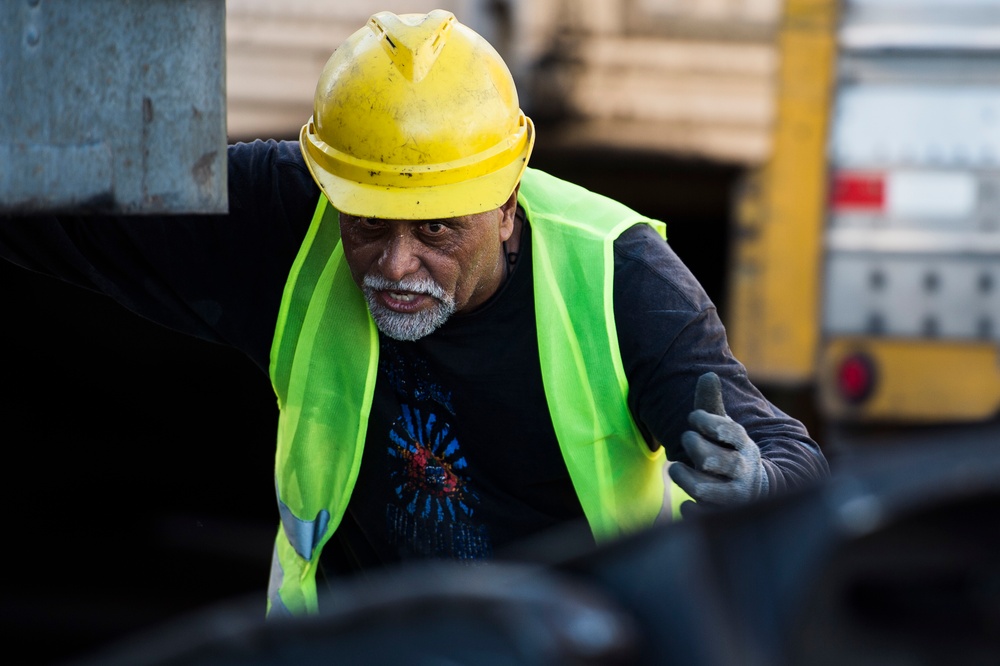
361;273;457;341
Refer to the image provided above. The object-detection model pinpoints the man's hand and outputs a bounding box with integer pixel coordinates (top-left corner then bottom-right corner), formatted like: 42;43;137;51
668;372;768;510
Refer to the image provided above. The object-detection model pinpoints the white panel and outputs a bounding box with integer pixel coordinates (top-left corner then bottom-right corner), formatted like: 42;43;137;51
846;0;1000;9
831;85;1000;167
823;254;876;334
826;229;1000;253
824;252;1000;340
840;26;1000;50
886;171;977;218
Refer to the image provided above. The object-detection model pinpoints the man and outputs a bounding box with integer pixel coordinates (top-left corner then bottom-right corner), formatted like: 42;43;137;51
0;10;827;617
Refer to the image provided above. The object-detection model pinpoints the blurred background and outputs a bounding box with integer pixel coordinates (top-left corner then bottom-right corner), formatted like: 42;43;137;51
2;0;1000;663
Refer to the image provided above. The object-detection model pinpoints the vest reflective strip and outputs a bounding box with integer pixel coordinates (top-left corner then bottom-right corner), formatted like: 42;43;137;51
266;541;294;618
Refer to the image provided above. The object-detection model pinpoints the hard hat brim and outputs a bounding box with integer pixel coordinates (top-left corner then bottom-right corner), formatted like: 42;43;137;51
300;116;534;220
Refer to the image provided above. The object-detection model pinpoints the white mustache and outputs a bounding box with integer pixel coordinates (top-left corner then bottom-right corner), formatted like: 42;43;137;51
362;273;449;302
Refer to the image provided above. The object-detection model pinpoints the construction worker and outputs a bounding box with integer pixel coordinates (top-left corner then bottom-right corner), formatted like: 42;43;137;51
0;11;828;617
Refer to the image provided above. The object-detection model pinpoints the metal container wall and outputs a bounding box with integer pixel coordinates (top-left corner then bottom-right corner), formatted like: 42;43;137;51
0;0;228;214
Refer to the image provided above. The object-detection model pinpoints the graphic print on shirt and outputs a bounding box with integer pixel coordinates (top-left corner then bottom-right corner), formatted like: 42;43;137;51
381;341;493;560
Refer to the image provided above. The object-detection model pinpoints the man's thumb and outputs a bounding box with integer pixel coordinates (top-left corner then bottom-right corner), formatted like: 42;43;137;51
694;372;727;417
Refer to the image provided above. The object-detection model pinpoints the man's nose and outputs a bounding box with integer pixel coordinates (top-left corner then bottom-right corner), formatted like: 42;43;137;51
378;233;421;281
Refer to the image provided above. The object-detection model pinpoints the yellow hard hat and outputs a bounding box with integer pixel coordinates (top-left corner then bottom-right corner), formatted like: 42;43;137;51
300;10;534;220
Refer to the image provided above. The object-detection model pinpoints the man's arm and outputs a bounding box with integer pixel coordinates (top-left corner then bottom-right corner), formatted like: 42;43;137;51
0;140;320;370
613;224;829;504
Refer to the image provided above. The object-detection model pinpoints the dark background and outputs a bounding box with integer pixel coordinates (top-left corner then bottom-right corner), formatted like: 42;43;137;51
0;147;741;664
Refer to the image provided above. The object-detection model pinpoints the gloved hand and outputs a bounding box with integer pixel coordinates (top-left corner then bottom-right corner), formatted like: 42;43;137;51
668;372;768;510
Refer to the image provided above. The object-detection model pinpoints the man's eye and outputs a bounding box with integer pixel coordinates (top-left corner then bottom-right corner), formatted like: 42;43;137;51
350;217;384;232
423;222;445;234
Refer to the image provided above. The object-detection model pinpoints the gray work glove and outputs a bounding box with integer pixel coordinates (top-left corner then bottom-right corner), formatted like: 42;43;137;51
668;372;768;511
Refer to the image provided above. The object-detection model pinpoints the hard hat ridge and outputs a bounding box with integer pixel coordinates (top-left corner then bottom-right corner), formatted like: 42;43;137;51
368;9;455;83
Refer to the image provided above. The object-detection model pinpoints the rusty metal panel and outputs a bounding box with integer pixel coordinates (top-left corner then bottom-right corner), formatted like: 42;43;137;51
0;0;227;214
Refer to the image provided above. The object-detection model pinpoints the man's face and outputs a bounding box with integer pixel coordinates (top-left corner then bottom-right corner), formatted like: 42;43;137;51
339;192;517;341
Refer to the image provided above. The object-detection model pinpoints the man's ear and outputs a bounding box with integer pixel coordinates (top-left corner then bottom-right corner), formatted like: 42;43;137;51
499;183;520;241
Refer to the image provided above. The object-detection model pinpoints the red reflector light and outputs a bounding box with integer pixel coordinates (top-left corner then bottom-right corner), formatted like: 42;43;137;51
831;171;885;211
837;353;876;404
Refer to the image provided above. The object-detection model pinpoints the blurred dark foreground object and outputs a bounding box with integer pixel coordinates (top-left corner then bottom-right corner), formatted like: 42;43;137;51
76;439;1000;666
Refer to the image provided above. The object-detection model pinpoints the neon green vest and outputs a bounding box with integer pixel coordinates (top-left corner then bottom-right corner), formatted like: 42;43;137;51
267;167;687;616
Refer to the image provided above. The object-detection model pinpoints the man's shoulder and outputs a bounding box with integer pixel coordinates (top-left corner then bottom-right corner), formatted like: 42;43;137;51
227;139;319;219
613;224;713;315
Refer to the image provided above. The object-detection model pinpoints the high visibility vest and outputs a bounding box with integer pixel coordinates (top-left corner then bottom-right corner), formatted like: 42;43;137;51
267;167;688;617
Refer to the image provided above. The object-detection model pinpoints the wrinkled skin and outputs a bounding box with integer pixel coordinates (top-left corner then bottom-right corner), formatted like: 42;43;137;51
339;189;519;340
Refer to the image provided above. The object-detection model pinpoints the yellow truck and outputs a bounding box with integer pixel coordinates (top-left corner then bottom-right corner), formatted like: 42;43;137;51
729;0;1000;444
